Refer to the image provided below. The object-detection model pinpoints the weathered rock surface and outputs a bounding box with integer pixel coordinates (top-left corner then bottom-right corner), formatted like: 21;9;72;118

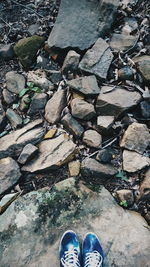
139;169;150;201
18;144;38;165
61;113;84;138
48;0;119;50
45;89;66;124
83;130;102;148
2;89;16;105
96;86;141;117
116;189;134;207
0;100;5;130
0;119;45;159
71;98;96;120
0;157;21;195
68;161;80;177
67;75;100;95
6;71;26;94
14;35;45;68
97;115;114;130
1;178;149;267
79;38;113;80
96;149;113;164
6;108;22;128
22;134;76;173
28;93;47;115
81;157;117;183
133;55;150;82
122;150;150;172
62;50;80;73
110;33;138;51
140;101;150;118
0;44;14;60
120;122;150;154
27;69;53;91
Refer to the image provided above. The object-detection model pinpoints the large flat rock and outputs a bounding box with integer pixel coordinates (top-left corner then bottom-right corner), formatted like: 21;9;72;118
48;0;120;50
0;178;150;267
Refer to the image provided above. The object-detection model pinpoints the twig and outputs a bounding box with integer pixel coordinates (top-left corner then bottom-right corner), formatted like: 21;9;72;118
87;137;118;158
11;0;44;18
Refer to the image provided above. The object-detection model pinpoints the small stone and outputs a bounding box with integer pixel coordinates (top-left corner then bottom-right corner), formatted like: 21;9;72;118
79;38;113;80
0;44;14;60
71;98;96;120
122;150;150;172
45;89;67;124
97;116;114;130
68;161;80;177
139;169;150;201
44;129;57;139
120;122;150;154
28;23;39;35
110;33;138;51
18;144;38;165
2;89;16;104
19;94;30;111
27;69;53;91
140;101;150;118
67;75;100;96
116;189;134;207
61;113;84;138
83;130;102;148
49;70;62;84
6;71;25;94
6;108;22;128
81;157;117;183
118;66;135;81
62;50;80;73
133;55;150;82
0;157;21;195
96;86;141;117
28;93;47;115
96;149;113;164
14;35;45;68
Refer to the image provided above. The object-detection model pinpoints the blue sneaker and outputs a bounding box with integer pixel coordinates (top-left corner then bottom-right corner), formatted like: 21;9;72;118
82;233;104;267
59;230;81;267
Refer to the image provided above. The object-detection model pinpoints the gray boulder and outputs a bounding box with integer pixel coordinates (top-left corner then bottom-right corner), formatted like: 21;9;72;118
48;0;119;50
61;113;84;138
62;50;80;73
6;71;25;94
28;93;47;115
18;144;38;165
71;98;96;120
79;38;113;80
0;157;21;195
0;119;45;159
6;108;22;128
1;178;149;267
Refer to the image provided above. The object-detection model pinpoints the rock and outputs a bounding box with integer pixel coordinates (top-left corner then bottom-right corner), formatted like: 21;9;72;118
0;100;5;130
110;33;138;51
19;94;30;111
120;122;150;154
139;169;150;201
140;101;150;118
14;35;45;68
0;119;45;159
71;98;96;120
118;66;135;81
6;108;22;128
96;149;113;164
27;69;53;91
62;50;80;73
68;161;80;177
79;38;113;80
44;129;57;139
122;150;150;173
45;89;67;124
18;144;38;165
97;115;114;131
0;44;14;60
48;70;62;84
22;134;77;173
81;157;117;183
2;89;16;104
82;130;102;148
28;23;39;35
116;189;134;207
61;113;84;138
0;157;21;195
67;75;100;96
48;0;119;50
28;93;47;115
6;71;26;94
133;55;150;82
96;86;141;117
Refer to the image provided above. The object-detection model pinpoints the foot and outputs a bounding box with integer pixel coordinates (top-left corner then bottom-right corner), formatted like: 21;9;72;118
82;233;104;267
59;230;81;267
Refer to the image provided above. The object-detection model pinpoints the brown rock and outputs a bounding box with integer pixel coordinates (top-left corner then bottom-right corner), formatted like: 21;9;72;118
116;189;134;207
83;130;102;148
122;150;150;173
71;98;96;120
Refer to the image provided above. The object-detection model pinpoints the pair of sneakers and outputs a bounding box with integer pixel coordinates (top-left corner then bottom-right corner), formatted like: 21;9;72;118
59;230;104;267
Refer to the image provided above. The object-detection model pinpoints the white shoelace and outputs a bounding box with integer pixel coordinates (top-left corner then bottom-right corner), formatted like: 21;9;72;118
84;250;103;267
61;248;80;267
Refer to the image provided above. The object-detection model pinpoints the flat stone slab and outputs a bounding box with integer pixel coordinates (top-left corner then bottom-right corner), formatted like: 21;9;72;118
0;178;150;266
48;0;120;50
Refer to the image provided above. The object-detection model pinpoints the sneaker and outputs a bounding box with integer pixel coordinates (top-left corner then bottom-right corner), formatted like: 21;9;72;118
82;233;104;267
59;230;81;267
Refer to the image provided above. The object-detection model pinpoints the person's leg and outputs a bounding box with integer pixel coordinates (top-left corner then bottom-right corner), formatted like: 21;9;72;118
59;230;81;267
82;233;104;267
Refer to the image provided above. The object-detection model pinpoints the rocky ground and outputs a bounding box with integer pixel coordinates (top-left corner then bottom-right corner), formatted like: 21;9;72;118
0;0;150;265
